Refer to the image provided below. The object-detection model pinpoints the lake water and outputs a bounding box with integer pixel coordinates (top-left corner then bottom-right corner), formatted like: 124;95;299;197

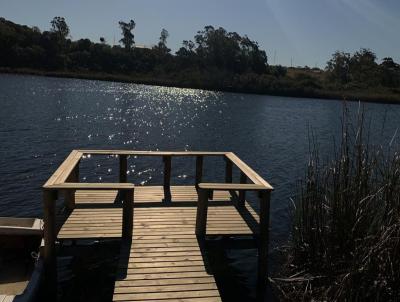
1;73;400;299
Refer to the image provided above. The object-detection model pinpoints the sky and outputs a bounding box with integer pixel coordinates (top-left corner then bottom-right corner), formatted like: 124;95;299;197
1;0;399;68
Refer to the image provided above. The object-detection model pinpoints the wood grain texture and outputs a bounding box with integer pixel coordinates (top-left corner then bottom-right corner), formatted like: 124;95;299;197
225;152;273;190
46;182;135;190
113;202;226;302
58;186;258;239
43;150;82;188
77;150;227;156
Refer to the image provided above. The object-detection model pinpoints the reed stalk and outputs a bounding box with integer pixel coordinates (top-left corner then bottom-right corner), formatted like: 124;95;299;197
273;103;400;301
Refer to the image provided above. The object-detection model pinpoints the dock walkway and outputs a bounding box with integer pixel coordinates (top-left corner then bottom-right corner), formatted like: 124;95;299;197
42;150;273;301
60;186;259;301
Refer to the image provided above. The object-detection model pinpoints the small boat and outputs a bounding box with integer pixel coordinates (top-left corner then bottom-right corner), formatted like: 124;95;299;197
0;217;44;302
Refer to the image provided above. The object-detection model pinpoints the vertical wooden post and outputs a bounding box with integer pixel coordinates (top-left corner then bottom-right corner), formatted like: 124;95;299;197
163;156;171;202
122;188;134;240
195;155;203;190
65;164;79;210
119;155;128;203
195;188;209;236
43;189;58;300
119;155;127;183
74;163;80;182
238;172;247;207
257;190;271;290
225;158;233;183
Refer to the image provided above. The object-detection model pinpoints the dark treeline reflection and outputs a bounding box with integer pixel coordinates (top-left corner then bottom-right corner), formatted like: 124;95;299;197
1;17;400;101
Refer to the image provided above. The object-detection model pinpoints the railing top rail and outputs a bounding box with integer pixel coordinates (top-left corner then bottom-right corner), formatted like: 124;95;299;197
44;182;134;190
198;183;267;191
43;150;83;188
42;149;273;191
225;152;273;190
77;150;228;156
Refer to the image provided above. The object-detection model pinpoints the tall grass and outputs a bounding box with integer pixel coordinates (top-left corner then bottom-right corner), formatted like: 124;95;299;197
273;104;400;301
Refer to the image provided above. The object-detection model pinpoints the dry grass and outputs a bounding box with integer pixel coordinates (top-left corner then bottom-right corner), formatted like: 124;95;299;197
272;103;400;301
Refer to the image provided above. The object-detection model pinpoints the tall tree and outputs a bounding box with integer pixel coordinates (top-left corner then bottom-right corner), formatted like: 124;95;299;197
159;29;170;51
50;16;69;39
380;57;400;87
326;51;351;84
349;48;378;85
118;20;135;50
192;26;267;73
154;28;170;55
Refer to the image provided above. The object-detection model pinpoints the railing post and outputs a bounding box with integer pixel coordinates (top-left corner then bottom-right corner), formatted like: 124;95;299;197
195;188;209;237
119;155;127;183
238;172;247;207
122;188;134;240
43;189;58;301
257;190;271;290
225;158;233;183
195;155;203;190
163;155;171;202
65;164;79;210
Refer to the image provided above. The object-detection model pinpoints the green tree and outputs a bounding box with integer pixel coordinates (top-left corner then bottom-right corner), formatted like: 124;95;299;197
50;17;69;39
349;48;378;86
118;20;135;50
176;40;196;68
192;26;267;73
156;28;170;54
326;51;351;84
380;57;400;87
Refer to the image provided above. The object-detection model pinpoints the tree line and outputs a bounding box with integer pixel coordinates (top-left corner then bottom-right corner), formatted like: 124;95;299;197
0;17;269;75
0;16;399;101
326;49;400;89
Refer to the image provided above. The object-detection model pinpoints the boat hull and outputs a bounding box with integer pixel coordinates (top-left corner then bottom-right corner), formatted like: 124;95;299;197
0;218;44;302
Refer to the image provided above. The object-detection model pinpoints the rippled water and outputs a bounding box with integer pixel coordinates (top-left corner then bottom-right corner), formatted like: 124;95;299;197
1;73;400;239
1;74;400;297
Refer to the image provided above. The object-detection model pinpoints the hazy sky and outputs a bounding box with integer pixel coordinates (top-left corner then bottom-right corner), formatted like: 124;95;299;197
1;0;399;67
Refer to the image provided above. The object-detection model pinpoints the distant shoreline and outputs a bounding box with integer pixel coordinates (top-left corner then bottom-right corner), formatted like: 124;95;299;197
2;67;400;105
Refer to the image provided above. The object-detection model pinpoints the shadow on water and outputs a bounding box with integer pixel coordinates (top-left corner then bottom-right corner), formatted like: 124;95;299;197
37;240;121;302
199;236;273;302
44;237;274;302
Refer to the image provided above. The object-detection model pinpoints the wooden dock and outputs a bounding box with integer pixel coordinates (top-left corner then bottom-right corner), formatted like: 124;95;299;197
42;150;273;301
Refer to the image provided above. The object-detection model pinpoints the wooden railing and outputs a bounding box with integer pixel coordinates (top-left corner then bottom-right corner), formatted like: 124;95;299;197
42;149;273;295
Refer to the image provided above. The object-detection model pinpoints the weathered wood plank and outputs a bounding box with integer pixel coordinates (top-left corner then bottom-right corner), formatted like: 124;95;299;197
114;283;218;293
77;150;227;156
47;182;134;190
113;290;221;301
53;183;266;302
58;186;258;239
225;152;273;190
198;183;266;191
115;277;215;287
112;197;224;302
43;150;80;187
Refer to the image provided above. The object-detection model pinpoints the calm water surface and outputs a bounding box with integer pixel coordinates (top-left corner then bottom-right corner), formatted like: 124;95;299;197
1;74;400;299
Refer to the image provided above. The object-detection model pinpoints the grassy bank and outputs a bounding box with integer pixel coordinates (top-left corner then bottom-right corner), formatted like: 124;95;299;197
272;105;400;300
2;67;400;104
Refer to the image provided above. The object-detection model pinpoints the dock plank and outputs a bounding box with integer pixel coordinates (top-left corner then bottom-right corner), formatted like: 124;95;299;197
58;186;258;239
55;185;261;302
113;207;223;302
